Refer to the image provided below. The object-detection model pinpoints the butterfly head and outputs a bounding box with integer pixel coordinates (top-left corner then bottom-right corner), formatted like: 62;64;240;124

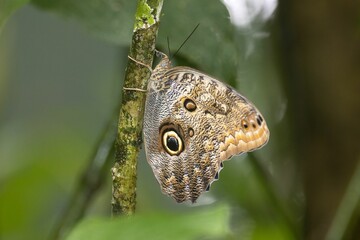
150;51;172;81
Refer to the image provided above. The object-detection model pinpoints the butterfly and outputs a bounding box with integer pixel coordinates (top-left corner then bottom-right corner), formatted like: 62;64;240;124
141;51;269;203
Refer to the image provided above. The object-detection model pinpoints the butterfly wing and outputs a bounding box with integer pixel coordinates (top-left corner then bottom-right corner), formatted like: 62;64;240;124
143;66;269;203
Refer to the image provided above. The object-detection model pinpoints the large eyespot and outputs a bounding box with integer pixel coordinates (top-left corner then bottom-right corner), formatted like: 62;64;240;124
162;130;184;155
183;98;197;112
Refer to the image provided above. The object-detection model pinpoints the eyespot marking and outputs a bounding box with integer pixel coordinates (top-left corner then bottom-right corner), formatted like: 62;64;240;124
184;99;197;112
242;120;249;129
162;130;184;156
256;117;262;126
259;115;263;122
188;128;194;137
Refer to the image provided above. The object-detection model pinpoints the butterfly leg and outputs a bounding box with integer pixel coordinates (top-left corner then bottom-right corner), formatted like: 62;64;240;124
154;49;167;59
127;55;153;73
123;55;153;92
123;87;147;92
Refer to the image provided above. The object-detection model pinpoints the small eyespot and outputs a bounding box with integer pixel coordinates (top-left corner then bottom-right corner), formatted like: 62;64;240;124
162;130;183;156
242;120;248;129
184;99;197;112
256;117;262;126
252;123;257;128
188;128;194;137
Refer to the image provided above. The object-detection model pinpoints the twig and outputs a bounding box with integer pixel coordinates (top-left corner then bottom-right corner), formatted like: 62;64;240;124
326;157;360;240
111;0;164;216
49;110;118;240
247;153;299;238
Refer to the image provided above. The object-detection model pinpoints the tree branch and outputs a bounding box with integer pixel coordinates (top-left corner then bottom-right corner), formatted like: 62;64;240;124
111;0;164;216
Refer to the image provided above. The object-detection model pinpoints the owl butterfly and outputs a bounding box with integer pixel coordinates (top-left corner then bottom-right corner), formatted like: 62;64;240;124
141;51;269;203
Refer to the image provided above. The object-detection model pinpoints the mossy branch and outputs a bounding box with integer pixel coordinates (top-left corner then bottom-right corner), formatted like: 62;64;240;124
111;0;164;216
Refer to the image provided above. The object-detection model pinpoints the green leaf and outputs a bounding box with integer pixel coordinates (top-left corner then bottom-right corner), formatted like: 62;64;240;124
29;0;236;81
0;0;30;31
30;0;137;45
159;0;237;85
66;204;230;240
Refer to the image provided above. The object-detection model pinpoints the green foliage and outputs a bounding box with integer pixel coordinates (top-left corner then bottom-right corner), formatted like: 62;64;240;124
0;0;297;240
134;0;156;30
30;0;136;45
0;0;29;31
28;0;236;81
2;0;359;239
66;205;230;240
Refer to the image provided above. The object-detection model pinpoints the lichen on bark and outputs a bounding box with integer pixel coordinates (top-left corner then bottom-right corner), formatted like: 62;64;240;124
111;0;164;216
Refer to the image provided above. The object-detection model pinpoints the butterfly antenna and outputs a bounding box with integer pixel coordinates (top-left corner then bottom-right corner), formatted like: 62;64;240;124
167;36;171;57
171;23;200;59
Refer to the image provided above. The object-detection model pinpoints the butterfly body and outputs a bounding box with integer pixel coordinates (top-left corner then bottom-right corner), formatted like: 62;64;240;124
143;52;269;203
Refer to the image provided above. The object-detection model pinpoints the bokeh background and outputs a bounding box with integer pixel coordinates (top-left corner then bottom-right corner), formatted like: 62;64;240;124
1;0;359;239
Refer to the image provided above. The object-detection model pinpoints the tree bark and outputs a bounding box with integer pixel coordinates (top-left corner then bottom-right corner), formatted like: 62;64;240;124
111;0;164;216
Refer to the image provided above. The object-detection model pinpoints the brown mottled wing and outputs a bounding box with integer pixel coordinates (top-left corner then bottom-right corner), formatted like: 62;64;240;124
143;66;269;203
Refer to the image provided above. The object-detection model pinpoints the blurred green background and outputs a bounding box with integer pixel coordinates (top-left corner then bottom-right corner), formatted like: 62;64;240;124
1;0;359;240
